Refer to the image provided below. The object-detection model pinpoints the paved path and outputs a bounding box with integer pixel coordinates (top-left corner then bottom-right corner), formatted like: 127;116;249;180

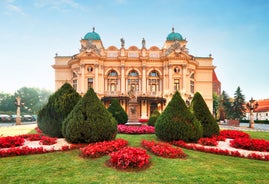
0;124;37;136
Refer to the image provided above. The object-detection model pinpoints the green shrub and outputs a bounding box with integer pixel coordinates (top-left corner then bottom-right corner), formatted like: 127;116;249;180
62;88;117;143
155;91;202;142
107;99;128;124
190;92;220;137
148;109;160;127
37;83;81;137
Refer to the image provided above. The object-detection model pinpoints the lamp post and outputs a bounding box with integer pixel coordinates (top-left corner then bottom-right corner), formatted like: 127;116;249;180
14;96;24;125
246;97;259;128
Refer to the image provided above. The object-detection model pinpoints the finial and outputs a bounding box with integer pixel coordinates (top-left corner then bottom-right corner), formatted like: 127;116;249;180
172;27;174;32
93;27;95;32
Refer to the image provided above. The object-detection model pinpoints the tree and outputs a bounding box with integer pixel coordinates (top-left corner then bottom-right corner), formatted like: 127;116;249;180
147;109;160;127
231;86;245;120
38;83;81;137
155;91;202;142
62;88;117;143
213;92;220;119
107;99;128;124
220;90;232;120
190;92;220;137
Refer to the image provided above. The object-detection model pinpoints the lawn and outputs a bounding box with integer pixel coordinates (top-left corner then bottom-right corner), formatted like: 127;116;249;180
0;131;269;184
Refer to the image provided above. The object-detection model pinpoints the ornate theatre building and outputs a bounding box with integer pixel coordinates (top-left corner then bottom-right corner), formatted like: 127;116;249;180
52;28;215;122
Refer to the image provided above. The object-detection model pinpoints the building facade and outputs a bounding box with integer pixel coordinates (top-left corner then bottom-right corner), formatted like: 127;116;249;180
52;28;215;121
245;99;269;120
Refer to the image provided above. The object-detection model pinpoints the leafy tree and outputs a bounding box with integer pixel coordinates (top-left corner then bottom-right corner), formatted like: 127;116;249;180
62;88;117;143
38;83;81;137
107;99;128;124
155;91;202;142
220;90;232;120
231;86;245;120
147;109;160;127
213;92;220;119
190;92;220;137
0;88;52;115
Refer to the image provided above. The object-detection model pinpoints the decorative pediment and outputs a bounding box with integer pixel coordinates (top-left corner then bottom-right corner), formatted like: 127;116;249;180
76;50;101;58
80;40;101;55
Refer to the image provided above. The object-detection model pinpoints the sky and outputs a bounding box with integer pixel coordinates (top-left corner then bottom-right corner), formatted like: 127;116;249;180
0;0;268;101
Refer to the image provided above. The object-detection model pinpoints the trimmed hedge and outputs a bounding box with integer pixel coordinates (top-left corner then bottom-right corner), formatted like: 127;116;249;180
147;109;160;127
37;83;81;137
62;88;117;143
190;92;220;137
107;99;128;124
155;91;202;142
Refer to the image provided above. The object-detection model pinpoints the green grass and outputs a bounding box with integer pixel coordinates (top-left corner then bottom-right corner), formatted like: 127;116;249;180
0;132;269;184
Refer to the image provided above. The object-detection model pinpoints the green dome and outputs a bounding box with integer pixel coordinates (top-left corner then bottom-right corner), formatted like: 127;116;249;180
166;28;183;41
84;27;101;40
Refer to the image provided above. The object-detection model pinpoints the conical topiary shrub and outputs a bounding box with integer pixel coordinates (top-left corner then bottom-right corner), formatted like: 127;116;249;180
62;88;117;143
147;109;160;127
37;83;81;137
190;92;220;137
107;99;128;124
155;91;202;142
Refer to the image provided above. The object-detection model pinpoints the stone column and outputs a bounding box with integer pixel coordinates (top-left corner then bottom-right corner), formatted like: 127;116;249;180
81;64;85;93
94;64;99;91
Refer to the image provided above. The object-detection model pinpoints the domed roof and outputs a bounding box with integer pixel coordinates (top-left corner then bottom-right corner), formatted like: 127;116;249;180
83;27;101;40
166;27;183;41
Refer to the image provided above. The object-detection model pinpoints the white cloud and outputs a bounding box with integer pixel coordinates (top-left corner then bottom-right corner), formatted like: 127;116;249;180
4;1;25;15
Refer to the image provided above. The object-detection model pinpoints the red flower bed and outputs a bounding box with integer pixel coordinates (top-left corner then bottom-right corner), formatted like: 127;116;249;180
0;136;25;148
198;138;218;146
117;125;155;134
172;140;269;161
39;136;57;145
21;134;43;141
80;139;128;158
230;138;269;152
141;140;187;158
139;119;149;123
220;130;250;139
109;147;150;169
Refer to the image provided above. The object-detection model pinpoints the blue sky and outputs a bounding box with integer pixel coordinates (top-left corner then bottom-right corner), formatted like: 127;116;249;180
0;0;268;101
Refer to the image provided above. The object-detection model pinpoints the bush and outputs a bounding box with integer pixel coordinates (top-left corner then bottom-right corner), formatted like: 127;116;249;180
37;83;81;137
147;109;160;127
190;92;220;137
62;88;117;143
107;99;128;124
155;91;202;142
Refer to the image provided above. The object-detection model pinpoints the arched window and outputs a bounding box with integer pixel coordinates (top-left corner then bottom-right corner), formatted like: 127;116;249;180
190;73;195;93
107;70;118;92
148;70;160;93
127;70;139;92
72;72;78;90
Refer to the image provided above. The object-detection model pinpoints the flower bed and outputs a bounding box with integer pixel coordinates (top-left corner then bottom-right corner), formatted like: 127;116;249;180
141;140;187;158
138;119;149;123
198;137;218;146
0;136;25;148
80;139;128;158
230;138;269;152
117;125;155;134
220;130;250;139
172;140;269;161
108;147;150;169
39;136;57;145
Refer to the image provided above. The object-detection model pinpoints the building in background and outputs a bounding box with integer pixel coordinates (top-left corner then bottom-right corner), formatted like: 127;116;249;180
212;70;221;96
245;99;269;120
52;28;216;121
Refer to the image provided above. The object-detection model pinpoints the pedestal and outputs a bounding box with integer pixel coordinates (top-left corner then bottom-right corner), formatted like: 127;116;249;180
128;101;139;122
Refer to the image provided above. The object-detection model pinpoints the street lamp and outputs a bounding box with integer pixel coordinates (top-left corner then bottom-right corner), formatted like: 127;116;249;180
246;97;259;128
14;96;24;125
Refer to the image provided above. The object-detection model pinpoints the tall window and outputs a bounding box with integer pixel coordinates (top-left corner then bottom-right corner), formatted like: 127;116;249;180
88;78;93;89
107;70;118;92
148;70;160;93
128;70;139;92
174;79;180;91
190;73;195;93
